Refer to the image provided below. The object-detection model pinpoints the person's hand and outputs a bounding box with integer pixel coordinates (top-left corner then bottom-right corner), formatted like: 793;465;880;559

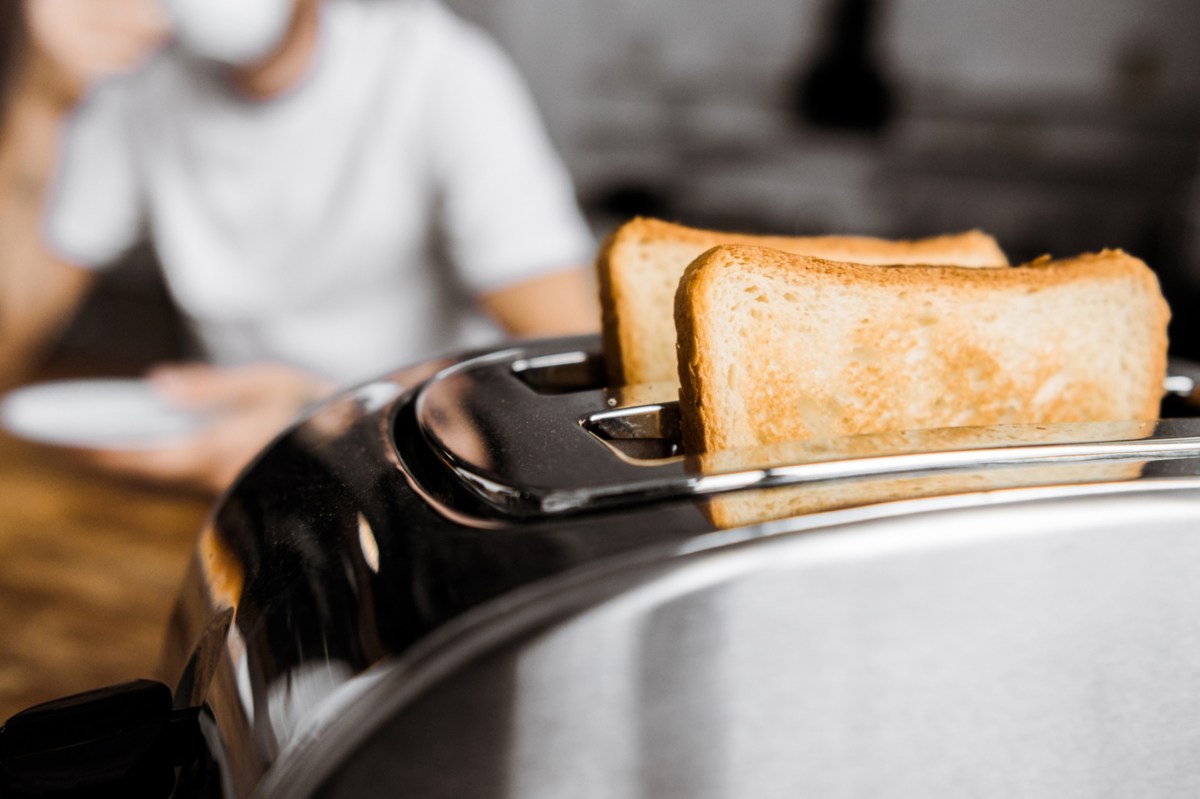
77;362;336;494
22;0;170;106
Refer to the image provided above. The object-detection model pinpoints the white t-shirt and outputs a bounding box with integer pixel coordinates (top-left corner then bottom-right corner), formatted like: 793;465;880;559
47;0;594;383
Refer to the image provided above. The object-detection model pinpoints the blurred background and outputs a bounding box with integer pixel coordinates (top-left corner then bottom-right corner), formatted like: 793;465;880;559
57;0;1200;363
1;0;1197;735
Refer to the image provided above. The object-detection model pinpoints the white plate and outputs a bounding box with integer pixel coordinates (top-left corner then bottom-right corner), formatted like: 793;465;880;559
0;378;208;450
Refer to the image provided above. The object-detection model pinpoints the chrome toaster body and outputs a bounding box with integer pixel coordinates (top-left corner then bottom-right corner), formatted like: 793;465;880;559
163;336;1200;798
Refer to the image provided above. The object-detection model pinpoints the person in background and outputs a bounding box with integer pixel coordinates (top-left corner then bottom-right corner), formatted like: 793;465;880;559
0;0;599;491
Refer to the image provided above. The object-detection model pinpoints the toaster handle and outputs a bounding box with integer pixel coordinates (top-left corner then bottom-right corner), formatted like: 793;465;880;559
0;680;202;798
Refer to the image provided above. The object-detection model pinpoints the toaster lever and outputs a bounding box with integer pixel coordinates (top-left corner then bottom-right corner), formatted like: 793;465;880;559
0;680;203;798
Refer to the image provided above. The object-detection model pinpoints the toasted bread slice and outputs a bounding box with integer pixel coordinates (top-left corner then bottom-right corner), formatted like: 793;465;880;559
597;217;1009;386
675;245;1170;456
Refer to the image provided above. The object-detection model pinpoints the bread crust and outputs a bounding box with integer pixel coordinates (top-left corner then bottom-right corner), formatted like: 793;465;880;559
596;217;1010;386
676;245;1171;456
594;228;629;387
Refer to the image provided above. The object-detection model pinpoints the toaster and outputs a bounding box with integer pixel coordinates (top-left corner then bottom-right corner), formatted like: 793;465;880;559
13;335;1200;798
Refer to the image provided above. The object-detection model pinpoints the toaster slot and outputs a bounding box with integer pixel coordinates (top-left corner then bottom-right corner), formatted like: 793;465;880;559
582;404;683;461
511;351;607;395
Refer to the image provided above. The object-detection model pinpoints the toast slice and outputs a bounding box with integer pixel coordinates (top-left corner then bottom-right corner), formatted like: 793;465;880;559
675;245;1170;455
597;217;1009;386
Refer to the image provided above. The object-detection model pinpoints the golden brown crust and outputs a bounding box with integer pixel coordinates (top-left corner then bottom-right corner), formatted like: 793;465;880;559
674;248;715;455
622;217;1010;264
594;227;628;385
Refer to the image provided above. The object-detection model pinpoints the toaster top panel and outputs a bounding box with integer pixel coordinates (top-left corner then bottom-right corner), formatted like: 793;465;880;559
409;338;1200;522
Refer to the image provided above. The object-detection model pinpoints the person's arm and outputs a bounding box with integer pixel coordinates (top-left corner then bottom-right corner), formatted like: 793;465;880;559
478;266;599;338
0;60;94;388
0;0;168;388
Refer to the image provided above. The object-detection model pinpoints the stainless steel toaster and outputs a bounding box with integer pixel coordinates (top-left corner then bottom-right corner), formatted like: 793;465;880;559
151;335;1200;798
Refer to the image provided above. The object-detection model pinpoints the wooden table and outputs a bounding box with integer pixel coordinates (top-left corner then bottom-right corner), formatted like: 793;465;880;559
0;429;212;722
